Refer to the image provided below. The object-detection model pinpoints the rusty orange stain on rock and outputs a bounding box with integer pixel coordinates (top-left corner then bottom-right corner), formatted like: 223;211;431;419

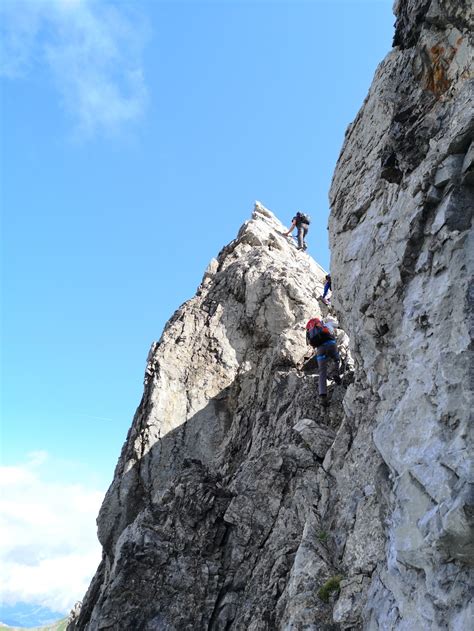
423;42;457;97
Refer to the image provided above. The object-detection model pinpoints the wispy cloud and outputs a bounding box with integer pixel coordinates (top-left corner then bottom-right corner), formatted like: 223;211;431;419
0;0;149;137
0;452;104;612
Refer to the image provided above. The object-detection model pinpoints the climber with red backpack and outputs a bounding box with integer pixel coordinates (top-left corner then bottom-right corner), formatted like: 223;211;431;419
283;211;310;250
306;317;341;407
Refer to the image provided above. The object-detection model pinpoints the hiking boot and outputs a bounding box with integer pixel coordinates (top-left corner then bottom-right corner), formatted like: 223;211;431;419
319;394;329;408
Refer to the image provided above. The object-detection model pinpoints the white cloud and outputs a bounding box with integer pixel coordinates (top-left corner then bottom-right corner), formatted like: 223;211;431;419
0;452;105;613
0;0;149;137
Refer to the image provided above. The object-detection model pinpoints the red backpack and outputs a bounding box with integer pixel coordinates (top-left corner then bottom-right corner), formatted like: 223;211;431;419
306;318;335;348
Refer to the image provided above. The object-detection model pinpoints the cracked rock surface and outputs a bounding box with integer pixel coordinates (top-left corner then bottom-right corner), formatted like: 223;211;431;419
71;204;350;630
329;0;473;628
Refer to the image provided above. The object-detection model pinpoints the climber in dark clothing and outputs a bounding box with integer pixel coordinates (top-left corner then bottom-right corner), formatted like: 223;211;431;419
283;211;310;250
322;274;332;304
306;318;341;407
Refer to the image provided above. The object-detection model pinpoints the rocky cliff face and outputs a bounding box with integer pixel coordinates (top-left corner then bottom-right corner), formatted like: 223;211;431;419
72;205;351;630
71;1;473;629
328;0;473;628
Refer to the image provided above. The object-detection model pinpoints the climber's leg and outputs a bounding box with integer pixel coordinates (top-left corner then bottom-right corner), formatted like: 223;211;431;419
329;345;341;384
302;225;308;250
297;225;304;249
317;353;328;395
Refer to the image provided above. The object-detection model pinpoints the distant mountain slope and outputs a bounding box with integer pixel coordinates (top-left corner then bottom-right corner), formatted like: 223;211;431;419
0;620;67;631
0;603;67;630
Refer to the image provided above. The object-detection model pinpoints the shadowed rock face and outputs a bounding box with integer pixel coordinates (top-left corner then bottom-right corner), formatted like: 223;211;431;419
71;1;473;629
329;0;473;628
71;205;352;631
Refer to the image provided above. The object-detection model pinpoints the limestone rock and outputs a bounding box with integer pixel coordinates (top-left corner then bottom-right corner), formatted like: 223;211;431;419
433;154;464;188
293;419;336;459
70;204;346;630
329;0;473;628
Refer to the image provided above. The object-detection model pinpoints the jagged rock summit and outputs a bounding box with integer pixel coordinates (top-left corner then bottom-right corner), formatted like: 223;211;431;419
72;203;348;630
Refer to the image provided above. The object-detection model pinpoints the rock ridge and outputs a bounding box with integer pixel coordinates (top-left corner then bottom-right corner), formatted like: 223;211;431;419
71;203;352;630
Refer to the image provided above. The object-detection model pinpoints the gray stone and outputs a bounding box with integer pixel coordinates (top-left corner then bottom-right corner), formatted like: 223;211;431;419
430;189;472;233
433;154;464;188
425;184;442;205
293;419;336;459
462;141;474;185
329;0;474;627
70;204;345;631
333;574;371;629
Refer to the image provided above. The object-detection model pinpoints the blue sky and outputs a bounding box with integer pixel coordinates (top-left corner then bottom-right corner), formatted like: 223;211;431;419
1;0;394;616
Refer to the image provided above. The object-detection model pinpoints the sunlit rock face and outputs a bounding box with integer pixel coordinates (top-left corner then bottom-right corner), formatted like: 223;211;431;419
71;203;354;630
329;0;473;628
71;1;473;629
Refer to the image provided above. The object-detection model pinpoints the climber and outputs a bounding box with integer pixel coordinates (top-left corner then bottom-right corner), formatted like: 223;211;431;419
325;316;354;373
321;274;332;304
282;211;310;250
306;318;341;407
